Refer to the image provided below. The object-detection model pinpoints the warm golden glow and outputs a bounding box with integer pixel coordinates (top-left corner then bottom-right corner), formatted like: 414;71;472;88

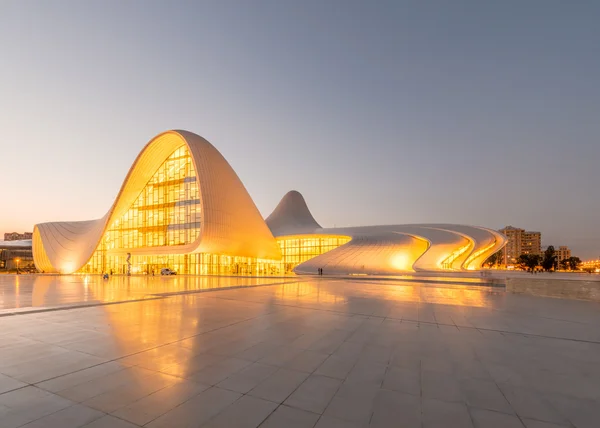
440;243;472;270
391;253;410;271
464;240;497;270
104;145;200;250
276;235;352;273
78;145;282;275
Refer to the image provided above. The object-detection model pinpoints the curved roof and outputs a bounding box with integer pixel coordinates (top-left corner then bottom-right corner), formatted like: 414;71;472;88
33;130;281;274
32;132;506;275
265;190;322;236
266;191;506;273
294;232;430;275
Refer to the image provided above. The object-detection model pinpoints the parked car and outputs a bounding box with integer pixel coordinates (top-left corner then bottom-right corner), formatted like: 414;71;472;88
161;268;177;275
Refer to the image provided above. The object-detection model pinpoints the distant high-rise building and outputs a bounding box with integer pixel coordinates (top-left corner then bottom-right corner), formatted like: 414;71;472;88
499;226;542;265
3;232;32;241
499;226;523;263
522;231;542;256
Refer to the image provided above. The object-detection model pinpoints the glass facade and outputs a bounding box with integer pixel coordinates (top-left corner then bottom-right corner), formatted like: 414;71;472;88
105;145;201;250
83;253;282;276
276;235;352;273
77;146;351;276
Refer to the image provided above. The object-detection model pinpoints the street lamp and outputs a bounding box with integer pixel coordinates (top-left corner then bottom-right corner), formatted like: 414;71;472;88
14;258;20;275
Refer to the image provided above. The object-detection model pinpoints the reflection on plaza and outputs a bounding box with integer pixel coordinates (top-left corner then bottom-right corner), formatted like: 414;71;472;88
0;275;302;310
353;280;501;308
0;275;503;382
94;278;501;368
0;275;502;312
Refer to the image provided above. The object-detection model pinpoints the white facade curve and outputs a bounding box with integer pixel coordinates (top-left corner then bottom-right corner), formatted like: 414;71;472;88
265;190;322;236
32;129;506;276
266;194;507;275
33;130;281;274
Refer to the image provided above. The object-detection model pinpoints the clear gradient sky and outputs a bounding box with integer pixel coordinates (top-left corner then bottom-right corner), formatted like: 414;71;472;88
1;1;599;258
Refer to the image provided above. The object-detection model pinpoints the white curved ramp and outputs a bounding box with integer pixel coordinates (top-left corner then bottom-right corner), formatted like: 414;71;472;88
293;232;429;275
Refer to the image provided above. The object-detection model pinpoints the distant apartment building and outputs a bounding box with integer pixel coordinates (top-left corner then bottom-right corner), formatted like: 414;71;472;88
4;232;33;241
522;231;542;256
555;246;571;263
499;226;542;265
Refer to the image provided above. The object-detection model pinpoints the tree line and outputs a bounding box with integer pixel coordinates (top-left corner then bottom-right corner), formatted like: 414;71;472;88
484;246;582;272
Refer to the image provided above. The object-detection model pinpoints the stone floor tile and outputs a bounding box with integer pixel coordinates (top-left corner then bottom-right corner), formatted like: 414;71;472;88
1;351;108;384
313;415;365;427
546;394;600;428
217;362;278;394
469;408;525;428
344;361;387;386
35;361;127;393
259;404;320;428
331;341;365;361
370;389;421;428
422;398;473;428
258;346;305;367
54;367;153;402
248;368;309;403
81;415;141;428
388;349;421;371
358;344;392;365
82;380;172;413
286;350;330;373
323;383;378;426
284;375;342;414
201;395;278;427
381;366;420;396
308;331;350;354
189;357;252;385
147;386;241;428
0;373;28;394
159;352;223;377
235;341;281;362
499;384;567;425
421;370;464;402
19;404;104;428
0;386;75;428
461;378;514;414
522;418;570;428
314;355;357;380
421;356;455;375
3;276;600;428
112;380;209;425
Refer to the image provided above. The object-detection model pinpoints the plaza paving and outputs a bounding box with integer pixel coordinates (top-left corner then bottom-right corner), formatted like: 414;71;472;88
1;275;600;427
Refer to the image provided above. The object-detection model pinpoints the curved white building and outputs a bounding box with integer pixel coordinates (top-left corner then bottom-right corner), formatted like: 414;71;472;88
33;131;506;275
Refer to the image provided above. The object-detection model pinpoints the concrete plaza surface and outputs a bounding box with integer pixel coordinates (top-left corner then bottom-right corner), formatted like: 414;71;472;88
1;275;600;427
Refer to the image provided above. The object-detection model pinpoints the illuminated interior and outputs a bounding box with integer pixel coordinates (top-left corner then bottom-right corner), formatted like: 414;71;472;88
464;240;497;270
79;146;284;275
78;149;350;275
33;130;507;275
276;235;352;273
82;253;281;276
105;145;200;249
440;242;473;270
